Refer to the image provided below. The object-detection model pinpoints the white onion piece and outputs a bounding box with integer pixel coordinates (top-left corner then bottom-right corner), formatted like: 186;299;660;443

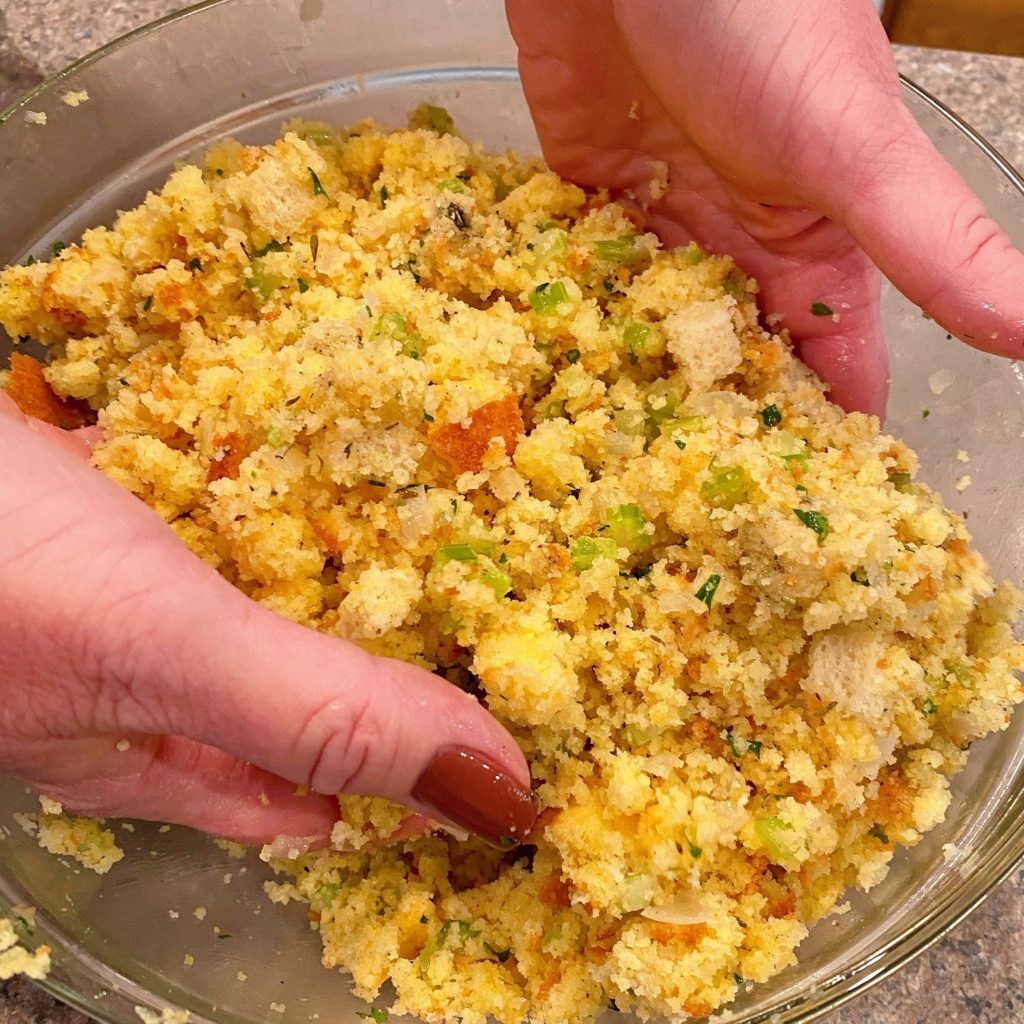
656;590;689;612
398;487;433;544
688;390;751;419
640;892;709;925
606;431;636;456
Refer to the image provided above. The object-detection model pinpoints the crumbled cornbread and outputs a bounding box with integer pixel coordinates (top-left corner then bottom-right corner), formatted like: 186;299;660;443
2;111;1021;1024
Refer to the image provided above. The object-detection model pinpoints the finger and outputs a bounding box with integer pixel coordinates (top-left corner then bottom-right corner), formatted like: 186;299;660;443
809;103;1024;361
1;391;98;460
3;409;537;847
19;735;339;848
131;589;538;848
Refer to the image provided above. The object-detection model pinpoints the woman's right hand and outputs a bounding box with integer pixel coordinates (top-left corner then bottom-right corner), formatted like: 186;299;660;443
0;392;536;848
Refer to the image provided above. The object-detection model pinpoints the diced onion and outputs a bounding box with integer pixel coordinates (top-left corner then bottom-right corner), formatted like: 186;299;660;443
640;892;709;925
656;589;689;612
688;390;751;419
606;431;636;456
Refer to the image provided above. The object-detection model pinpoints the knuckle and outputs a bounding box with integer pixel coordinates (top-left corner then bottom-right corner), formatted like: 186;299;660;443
300;692;388;795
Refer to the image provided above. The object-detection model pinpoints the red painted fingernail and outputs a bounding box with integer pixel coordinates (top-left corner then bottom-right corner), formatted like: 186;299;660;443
412;747;537;848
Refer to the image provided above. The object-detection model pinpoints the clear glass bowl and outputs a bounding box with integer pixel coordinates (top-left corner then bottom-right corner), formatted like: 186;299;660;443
1;3;1023;1023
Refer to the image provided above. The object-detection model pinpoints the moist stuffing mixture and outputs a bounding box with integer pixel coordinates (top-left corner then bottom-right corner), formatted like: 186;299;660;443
2;108;1021;1024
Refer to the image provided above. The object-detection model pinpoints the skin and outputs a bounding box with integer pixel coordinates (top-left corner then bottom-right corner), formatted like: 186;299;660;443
506;0;1024;415
3;0;1023;843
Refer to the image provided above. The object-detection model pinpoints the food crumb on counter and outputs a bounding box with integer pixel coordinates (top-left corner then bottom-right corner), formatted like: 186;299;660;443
61;90;90;107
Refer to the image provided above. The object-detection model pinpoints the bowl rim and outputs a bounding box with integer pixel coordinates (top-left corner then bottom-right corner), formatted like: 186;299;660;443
2;3;1024;1023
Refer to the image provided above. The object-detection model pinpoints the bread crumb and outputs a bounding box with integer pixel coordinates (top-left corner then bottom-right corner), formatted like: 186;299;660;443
183;953;195;967
134;1007;189;1024
168;910;179;920
116;738;132;752
24;111;47;126
39;796;63;815
61;90;90;107
193;906;207;921
627;99;641;121
956;474;972;492
258;791;270;806
956;449;970;462
269;1003;286;1014
236;971;248;982
647;160;669;201
929;369;954;395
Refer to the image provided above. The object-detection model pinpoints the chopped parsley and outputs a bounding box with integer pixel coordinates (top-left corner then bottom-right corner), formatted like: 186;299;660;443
922;408;930;419
565;348;581;364
922;697;938;716
24;254;37;266
868;824;890;844
379;185;390;207
726;733;762;759
188;257;203;272
674;439;686;450
760;404;782;427
419;914;429;924
733;974;745;986
253;238;286;258
356;1009;388;1023
484;942;511;963
309;166;330;198
695;573;721;609
423;410;434;422
498;836;516;847
810;301;834;317
793;507;830;540
142;296;153;312
51;241;68;257
687;834;702;859
297;278;310;293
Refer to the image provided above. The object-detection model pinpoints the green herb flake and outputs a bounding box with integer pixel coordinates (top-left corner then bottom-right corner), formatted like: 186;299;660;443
188;257;203;272
922;697;938;716
850;568;870;587
217;933;233;940
922;408;930;419
529;280;569;314
674;439;686;451
795;483;808;493
380;185;390;207
423;411;435;422
24;255;37;266
438;178;468;194
565;348;581;364
419;914;429;924
868;823;890;844
810;301;834;317
142;296;153;312
733;974;745;986
687;835;702;859
498;836;516;847
51;241;68;257
793;507;830;540
356;1009;389;1023
727;733;762;759
253;238;286;258
695;573;721;609
309;166;330;199
760;404;782;427
117;376;129;387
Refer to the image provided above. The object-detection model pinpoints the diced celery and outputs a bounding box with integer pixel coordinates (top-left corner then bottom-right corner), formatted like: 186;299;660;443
266;425;290;449
373;311;408;339
313;882;340;908
701;465;749;509
435;543;478;566
529;280;570;314
469;538;497;558
645;380;680;422
623;322;650;358
607;503;651;551
618;873;654;913
571;536;619;572
528;226;568;267
296;125;336;146
480;568;512;600
887;469;912;492
408;103;454;135
754;816;795;863
682;243;705;266
245;258;285;301
593;234;647;264
613;409;647;436
658;414;706;437
623;722;660;748
438;178;468;193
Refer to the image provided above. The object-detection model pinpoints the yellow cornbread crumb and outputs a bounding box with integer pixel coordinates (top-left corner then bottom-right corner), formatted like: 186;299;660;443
37;813;124;874
2;111;1021;1024
0;917;51;981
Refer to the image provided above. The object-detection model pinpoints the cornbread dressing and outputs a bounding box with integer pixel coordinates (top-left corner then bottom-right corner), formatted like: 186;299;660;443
1;110;1021;1024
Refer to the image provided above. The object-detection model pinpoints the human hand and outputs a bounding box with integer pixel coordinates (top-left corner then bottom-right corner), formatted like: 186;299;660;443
507;0;1024;416
0;393;536;847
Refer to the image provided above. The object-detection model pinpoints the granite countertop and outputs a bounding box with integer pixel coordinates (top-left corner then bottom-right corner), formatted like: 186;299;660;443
1;4;1023;1024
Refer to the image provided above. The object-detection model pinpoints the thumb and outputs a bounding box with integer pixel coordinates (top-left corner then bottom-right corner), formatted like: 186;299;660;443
813;102;1024;361
120;558;538;848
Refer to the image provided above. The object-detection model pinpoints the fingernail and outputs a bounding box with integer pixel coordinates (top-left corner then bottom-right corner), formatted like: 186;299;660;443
412;747;538;848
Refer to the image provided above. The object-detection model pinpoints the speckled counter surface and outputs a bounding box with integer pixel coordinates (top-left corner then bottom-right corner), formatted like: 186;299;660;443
1;4;1023;1024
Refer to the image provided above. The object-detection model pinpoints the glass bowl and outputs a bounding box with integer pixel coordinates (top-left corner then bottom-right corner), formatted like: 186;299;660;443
2;2;1023;1023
